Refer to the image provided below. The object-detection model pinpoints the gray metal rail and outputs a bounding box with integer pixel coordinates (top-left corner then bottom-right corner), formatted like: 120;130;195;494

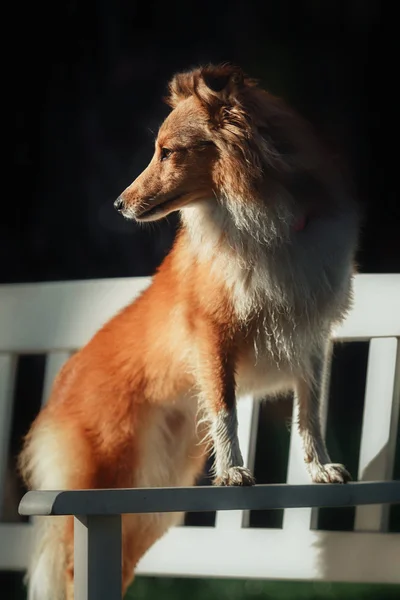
19;481;400;600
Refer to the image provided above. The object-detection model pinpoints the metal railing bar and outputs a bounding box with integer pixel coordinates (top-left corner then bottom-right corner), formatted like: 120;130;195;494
19;481;400;517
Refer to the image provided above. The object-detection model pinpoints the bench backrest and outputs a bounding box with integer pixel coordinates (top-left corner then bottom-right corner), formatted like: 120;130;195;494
0;274;399;583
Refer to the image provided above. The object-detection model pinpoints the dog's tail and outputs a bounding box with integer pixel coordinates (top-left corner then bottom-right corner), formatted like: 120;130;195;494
19;413;87;600
26;516;67;600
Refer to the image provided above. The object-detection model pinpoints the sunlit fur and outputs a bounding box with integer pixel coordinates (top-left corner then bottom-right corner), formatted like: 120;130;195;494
19;64;359;599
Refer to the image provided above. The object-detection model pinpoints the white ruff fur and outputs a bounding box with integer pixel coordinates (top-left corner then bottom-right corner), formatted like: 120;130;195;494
182;194;358;396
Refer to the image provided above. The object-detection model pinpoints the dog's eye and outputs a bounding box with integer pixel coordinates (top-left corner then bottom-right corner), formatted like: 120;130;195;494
160;148;173;161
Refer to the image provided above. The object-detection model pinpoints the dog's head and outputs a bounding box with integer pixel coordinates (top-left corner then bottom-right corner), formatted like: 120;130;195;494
115;64;325;222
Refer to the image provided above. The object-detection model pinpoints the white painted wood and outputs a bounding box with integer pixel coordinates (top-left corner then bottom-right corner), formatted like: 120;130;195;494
282;402;312;532
355;338;400;532
0;354;17;517
215;396;259;530
0;277;151;352
0;274;399;353
137;526;400;583
42;351;72;405
241;398;260;528
333;274;400;340
4;522;400;584
0;523;32;570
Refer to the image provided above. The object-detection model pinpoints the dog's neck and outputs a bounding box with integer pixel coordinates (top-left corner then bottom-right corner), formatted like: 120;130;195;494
180;195;302;319
181;192;298;257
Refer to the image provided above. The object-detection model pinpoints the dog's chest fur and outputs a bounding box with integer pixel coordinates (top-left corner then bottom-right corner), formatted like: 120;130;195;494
182;197;356;390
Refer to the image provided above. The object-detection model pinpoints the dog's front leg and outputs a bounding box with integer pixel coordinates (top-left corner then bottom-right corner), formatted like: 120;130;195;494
210;401;255;486
196;337;255;486
295;346;351;483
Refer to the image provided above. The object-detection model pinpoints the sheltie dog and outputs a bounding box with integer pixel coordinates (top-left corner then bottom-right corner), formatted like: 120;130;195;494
19;64;359;599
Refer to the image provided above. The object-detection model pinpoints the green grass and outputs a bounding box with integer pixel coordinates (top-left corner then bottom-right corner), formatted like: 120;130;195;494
7;572;400;599
127;578;400;600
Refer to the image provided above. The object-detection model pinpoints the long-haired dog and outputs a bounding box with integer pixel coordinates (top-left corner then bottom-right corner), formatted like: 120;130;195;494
19;64;359;599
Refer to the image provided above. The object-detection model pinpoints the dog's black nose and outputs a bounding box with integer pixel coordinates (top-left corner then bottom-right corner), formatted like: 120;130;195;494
114;196;124;212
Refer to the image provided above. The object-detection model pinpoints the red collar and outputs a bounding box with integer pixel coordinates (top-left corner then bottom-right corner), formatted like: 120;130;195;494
293;215;307;232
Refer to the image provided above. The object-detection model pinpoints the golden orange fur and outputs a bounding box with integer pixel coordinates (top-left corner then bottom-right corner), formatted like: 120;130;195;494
19;64;359;599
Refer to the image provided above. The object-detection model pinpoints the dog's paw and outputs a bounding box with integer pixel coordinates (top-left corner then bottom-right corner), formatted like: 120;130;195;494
310;462;351;484
214;466;255;486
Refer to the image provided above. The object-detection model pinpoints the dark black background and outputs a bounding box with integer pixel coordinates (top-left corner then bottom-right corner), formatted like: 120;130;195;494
7;0;399;285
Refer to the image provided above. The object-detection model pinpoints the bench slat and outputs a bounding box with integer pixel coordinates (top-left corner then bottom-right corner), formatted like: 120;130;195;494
355;337;400;531
0;354;17;516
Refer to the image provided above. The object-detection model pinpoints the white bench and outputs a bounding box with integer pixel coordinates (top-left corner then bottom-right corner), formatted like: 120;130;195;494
1;274;399;586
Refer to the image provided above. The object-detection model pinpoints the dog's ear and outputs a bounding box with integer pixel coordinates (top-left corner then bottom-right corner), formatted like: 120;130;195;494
165;71;196;108
196;65;250;129
165;64;249;109
200;64;244;101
